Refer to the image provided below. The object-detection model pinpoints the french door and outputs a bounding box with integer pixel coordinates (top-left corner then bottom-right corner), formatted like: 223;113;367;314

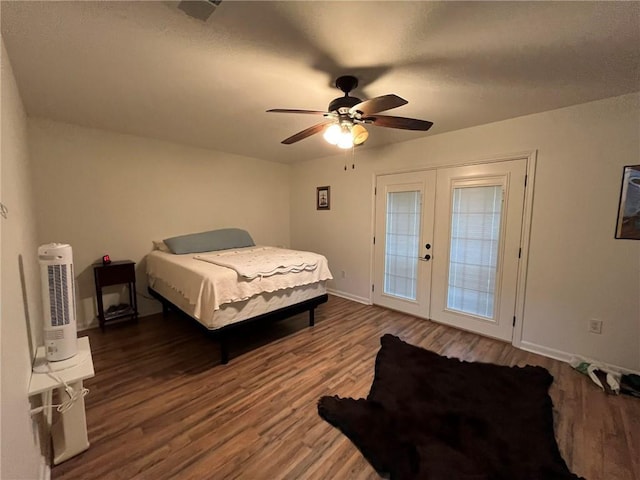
373;159;527;342
373;171;436;318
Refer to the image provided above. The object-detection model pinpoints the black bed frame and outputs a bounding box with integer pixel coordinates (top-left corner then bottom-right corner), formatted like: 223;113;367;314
148;287;328;364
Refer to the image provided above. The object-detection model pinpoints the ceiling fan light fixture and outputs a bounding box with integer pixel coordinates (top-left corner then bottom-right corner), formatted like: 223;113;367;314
352;124;369;145
336;123;354;149
323;124;342;145
325;122;355;149
337;132;354;149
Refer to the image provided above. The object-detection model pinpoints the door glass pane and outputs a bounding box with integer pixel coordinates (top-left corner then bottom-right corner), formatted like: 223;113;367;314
447;185;502;318
384;191;420;300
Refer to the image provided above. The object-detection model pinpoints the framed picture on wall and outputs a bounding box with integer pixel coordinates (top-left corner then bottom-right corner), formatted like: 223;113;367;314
615;164;640;240
317;186;330;210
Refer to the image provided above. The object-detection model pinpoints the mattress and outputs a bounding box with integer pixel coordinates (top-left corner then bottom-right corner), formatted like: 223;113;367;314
150;275;327;330
146;247;331;329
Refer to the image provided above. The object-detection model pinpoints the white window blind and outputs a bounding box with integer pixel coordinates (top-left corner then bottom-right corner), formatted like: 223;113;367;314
447;185;503;318
384;191;421;300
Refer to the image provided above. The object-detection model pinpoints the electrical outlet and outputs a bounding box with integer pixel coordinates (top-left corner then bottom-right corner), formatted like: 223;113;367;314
588;319;603;334
341;270;347;279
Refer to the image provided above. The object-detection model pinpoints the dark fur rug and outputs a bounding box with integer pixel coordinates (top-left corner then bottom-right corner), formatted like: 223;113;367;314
318;334;583;480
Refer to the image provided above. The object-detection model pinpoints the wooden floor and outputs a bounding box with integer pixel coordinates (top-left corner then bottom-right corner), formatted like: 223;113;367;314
53;295;640;480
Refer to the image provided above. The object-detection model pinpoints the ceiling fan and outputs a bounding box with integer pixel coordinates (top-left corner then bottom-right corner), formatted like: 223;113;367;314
267;75;433;149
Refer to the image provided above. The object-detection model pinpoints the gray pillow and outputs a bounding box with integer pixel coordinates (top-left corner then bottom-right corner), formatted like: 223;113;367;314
163;228;255;254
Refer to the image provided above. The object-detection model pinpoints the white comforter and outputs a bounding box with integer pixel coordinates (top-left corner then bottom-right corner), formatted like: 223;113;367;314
146;246;332;320
194;247;320;279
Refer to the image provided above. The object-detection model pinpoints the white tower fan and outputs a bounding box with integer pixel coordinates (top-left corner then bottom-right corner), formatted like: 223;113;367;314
38;243;78;362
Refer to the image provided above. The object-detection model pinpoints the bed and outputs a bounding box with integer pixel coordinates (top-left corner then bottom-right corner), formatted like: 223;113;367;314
145;228;332;364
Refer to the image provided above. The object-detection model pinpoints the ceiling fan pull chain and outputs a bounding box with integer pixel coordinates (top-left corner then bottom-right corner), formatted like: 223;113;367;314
352;145;356;170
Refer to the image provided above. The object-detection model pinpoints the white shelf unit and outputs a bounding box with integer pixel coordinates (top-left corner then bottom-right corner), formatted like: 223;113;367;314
29;336;95;465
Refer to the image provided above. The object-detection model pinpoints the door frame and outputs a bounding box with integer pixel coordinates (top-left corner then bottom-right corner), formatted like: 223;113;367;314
369;150;537;348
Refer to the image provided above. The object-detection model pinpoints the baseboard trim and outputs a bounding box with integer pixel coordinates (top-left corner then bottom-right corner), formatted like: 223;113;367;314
77;318;98;332
519;341;573;363
39;459;50;480
520;340;640;375
327;289;371;305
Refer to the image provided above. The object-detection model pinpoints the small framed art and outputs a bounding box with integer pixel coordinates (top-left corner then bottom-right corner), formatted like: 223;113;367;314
615;165;640;240
317;186;330;210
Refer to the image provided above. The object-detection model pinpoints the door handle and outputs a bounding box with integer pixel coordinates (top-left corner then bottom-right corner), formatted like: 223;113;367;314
419;254;431;262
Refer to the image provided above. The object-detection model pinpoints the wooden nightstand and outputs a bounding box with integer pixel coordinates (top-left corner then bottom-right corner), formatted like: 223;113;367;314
93;260;138;331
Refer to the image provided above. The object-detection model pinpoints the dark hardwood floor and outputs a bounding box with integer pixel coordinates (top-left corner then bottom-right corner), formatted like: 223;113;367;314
52;295;640;480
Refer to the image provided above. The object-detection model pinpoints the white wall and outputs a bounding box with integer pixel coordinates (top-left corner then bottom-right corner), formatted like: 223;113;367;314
291;93;640;371
1;37;47;480
28;119;291;329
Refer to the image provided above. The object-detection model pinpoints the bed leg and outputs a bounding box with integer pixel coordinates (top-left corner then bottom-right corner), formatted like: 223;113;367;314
220;334;229;365
161;301;170;316
309;307;315;327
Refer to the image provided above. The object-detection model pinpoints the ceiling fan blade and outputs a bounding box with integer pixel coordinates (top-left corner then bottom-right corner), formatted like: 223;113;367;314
364;114;434;131
281;121;334;144
349;94;408;116
267;109;329;116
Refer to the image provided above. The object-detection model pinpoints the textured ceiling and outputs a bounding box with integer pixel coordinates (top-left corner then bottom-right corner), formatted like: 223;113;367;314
2;1;639;164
